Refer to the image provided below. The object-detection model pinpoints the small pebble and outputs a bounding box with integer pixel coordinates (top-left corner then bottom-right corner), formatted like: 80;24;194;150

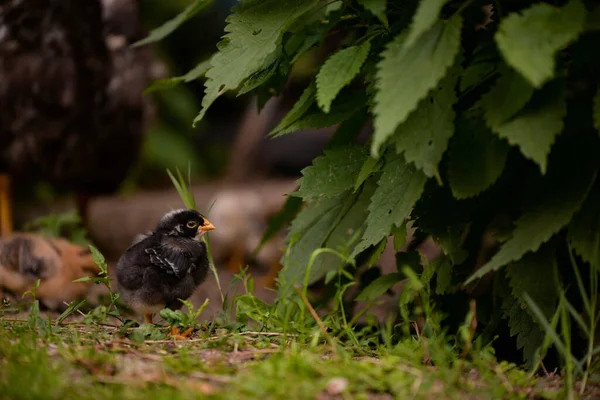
327;377;348;395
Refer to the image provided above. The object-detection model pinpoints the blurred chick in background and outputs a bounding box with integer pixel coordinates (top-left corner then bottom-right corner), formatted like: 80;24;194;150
0;233;100;310
0;0;161;237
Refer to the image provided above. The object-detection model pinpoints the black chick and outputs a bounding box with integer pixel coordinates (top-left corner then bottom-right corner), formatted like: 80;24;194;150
115;209;215;324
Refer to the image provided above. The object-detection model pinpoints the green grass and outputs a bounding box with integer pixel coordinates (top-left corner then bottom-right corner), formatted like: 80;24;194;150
0;315;567;400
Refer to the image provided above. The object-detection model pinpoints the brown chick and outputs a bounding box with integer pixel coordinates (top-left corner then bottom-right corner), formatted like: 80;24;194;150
0;233;100;310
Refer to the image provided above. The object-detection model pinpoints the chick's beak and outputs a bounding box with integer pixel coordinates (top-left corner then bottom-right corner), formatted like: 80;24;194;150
199;219;216;232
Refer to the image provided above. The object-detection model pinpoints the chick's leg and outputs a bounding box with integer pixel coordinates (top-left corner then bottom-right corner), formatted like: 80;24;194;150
144;313;153;324
169;326;194;340
0;174;13;238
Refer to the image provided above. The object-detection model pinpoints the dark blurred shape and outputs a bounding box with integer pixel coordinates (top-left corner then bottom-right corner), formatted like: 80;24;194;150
0;0;160;230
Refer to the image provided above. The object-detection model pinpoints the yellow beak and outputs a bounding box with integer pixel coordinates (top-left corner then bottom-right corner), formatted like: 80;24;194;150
199;219;216;232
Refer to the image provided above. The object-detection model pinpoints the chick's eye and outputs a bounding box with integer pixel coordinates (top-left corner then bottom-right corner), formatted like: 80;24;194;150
186;221;198;228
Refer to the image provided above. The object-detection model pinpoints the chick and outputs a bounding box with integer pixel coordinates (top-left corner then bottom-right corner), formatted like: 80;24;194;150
0;233;99;310
115;209;215;325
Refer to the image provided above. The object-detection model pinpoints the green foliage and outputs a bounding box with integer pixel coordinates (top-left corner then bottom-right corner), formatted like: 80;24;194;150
133;0;214;47
357;0;388;27
495;0;586;88
372;15;462;155
193;0;317;126
448;117;508;199
295;145;367;199
149;0;600;379
159;298;210;330
482;70;566;173
23;210;90;245
316;41;371;113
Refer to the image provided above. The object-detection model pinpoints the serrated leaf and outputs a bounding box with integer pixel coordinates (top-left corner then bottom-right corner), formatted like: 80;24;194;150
357;0;388;27
144;59;212;94
506;246;558;319
354;156;383;190
281;192;356;285
316;42;371;113
89;245;107;275
194;0;317;126
309;179;378;283
295;145;368;199
282;180;377;286
482;69;535;127
256;195;304;255
270;83;316;136
483;71;565;173
404;0;448;51
391;64;459;177
352;155;428;257
273;91;366;137
567;185;600;268
466;165;597;284
495;0;586;87
503;294;544;367
372;15;463;156
594;87;600;136
448;117;509;199
133;0;214;47
355;272;403;302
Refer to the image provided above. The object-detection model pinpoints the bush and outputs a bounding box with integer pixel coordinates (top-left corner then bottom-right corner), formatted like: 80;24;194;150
144;0;600;375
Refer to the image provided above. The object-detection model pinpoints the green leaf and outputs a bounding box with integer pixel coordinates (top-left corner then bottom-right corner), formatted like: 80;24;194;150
281;192;356;285
466;164;597;284
194;0;317;126
308;179;378;284
372;15;463;156
144;59;212;94
282;179;377;285
269;83;316;136
434;256;454;295
483;71;566;173
256;196;304;255
482;69;535;128
273;91;366;137
404;0;448;51
594;87;600;136
56;299;87;325
391;64;459;177
448;117;509;199
503;293;545;367
567;185;600;268
295;145;368;199
89;245;107;275
316;41;371;113
354;156;383;190
506;246;558;319
236;294;271;324
133;0;214;47
495;0;586;87
355;273;403;302
357;0;388;27
352;155;428;257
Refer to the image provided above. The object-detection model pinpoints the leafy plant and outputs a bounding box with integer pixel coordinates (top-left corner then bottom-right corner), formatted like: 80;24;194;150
73;245;122;324
160;298;210;330
141;0;600;382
